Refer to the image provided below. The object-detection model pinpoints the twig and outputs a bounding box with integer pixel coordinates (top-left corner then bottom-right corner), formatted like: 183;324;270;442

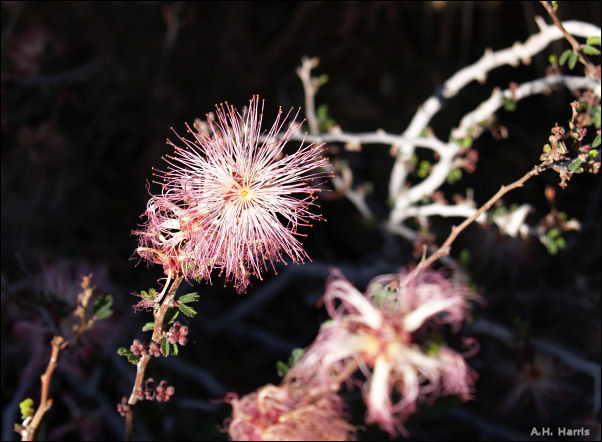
390;18;600;201
295;56;376;219
400;163;545;288
124;273;184;441
20;336;68;441
540;2;601;82
296;56;321;135
73;274;94;345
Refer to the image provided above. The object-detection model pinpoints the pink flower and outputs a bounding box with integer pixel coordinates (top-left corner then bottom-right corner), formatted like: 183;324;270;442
225;382;356;441
134;95;331;293
286;267;479;436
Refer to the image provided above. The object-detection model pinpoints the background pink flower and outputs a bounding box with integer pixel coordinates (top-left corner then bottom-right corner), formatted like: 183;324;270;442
287;267;479;436
225;382;356;441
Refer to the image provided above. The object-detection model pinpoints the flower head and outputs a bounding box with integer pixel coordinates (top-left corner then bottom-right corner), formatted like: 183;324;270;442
134;95;331;293
287;267;478;436
225;382;356;441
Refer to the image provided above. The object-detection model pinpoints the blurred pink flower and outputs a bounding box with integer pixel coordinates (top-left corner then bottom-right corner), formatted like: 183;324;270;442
7;27;58;77
286;267;479;436
134;95;330;293
225;382;356;441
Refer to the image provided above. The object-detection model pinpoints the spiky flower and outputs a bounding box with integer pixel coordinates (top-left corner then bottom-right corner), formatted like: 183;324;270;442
225;382;356;441
134;95;330;293
286;267;478;437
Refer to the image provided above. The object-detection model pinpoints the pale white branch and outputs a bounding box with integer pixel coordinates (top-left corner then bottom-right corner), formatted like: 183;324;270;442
390;19;601;201
452;75;601;140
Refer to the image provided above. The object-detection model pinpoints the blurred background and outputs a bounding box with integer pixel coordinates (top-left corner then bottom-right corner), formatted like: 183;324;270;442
1;1;600;440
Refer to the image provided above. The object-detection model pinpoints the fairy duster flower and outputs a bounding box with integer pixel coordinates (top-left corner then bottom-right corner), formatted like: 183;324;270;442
225;382;356;441
134;95;331;293
286;267;479;437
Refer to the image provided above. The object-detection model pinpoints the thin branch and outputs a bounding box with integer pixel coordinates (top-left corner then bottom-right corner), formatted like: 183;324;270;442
390;19;600;201
400;163;545;288
20;336;68;442
124;273;184;441
452;75;601;141
296;56;321;135
540;2;601;82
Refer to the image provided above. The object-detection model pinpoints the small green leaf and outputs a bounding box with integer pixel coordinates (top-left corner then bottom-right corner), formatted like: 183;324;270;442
548;54;557;65
161;338;170;356
19;398;34;420
592;105;601;129
586;36;601;46
568;158;583;172
165;307;180;324
178;292;199;304
118;347;140;365
317;73;329;85
459;249;471;269
461;137;473;148
141;287;157;301
93;294;113;320
142;322;155;332
276;348;304;377
170;342;179;356
568;51;578;70
593;136;601;148
582;45;601;56
559;49;572;66
502;96;516;112
446;168;462;184
418;160;431;178
178;303;197;318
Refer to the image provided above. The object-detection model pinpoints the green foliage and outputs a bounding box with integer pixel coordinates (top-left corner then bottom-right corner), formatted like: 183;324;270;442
591;104;601;129
92;294;113;320
19;398;34;420
586;36;601;46
117;347;140;365
316;103;337;131
502;96;516;112
558;49;578;69
178;292;199;304
425;335;444;357
177;292;199;318
276;348;304;377
568;158;584;173
459;249;471;269
582;45;601;56
447;167;463;184
161;338;179;357
544;227;566;255
140;288;157;301
417;160;431;178
178;303;197;318
317;73;329;86
164;307;180;324
142;322;155;332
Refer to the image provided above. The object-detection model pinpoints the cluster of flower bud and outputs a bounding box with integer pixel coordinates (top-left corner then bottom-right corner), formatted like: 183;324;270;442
132;378;175;403
130;339;162;357
117;397;130;417
167;321;188;346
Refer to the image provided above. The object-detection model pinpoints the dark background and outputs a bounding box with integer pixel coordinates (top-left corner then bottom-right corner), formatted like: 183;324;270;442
1;1;600;440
